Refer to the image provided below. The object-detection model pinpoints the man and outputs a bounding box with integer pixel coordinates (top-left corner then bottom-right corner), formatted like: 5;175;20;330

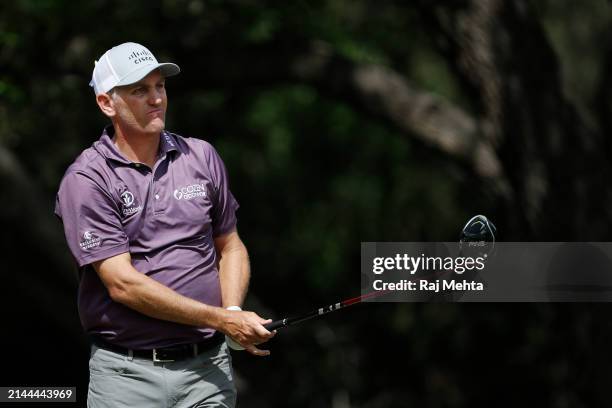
55;42;274;407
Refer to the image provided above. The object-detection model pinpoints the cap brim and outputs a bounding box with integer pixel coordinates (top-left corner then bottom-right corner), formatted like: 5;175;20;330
115;62;180;88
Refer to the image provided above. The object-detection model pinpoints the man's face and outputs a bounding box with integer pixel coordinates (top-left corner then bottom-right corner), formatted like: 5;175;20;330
109;69;167;135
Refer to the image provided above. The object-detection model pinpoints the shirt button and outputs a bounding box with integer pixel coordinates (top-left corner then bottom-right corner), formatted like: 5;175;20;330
155;194;160;200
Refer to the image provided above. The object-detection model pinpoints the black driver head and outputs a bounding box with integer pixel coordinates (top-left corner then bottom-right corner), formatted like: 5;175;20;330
459;215;497;258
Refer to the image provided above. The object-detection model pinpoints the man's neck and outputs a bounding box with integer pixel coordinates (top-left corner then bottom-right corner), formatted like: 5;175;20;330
112;123;161;168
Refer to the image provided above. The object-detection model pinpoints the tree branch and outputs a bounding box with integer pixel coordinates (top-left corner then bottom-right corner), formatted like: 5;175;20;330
177;40;506;186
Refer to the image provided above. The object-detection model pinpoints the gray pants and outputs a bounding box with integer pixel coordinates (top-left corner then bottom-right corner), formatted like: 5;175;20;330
88;341;236;408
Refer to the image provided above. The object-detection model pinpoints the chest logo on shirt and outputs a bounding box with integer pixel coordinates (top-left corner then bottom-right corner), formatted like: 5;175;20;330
120;189;142;216
121;191;135;207
174;183;207;201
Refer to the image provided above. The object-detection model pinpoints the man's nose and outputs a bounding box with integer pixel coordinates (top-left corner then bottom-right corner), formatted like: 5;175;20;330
148;90;163;105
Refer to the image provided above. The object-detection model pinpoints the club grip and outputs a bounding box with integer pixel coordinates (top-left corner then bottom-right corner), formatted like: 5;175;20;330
264;319;287;331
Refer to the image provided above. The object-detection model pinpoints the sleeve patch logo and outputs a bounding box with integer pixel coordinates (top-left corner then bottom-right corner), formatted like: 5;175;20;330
80;230;101;250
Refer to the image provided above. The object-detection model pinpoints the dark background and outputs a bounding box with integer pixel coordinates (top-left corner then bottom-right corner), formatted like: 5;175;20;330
2;0;612;406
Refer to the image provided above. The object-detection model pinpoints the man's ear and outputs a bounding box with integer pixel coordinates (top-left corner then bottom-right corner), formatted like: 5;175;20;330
96;92;116;117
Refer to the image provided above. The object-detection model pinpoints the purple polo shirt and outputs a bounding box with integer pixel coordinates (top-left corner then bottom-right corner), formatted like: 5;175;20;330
55;126;239;349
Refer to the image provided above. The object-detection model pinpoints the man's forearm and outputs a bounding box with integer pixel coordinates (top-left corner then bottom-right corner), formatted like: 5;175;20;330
113;271;230;330
218;238;250;308
215;230;250;308
95;251;273;355
94;254;230;331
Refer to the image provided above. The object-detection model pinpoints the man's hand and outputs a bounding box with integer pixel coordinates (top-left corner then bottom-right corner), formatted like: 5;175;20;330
221;309;276;356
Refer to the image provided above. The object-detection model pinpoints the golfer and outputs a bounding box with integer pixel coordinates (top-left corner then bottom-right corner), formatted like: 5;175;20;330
55;42;274;407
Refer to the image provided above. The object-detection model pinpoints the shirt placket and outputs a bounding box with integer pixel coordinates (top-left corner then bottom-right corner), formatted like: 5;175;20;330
134;165;155;216
150;155;168;215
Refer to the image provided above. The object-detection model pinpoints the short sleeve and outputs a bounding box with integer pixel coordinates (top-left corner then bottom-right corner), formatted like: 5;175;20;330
55;171;130;267
204;144;240;237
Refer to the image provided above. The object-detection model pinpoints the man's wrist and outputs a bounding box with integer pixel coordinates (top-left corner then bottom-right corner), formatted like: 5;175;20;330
224;306;245;350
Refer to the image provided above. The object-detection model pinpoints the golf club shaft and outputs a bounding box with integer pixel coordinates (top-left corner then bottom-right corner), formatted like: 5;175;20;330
264;291;386;331
263;265;454;331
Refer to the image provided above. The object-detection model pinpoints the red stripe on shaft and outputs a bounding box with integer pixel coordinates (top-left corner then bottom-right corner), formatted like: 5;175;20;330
341;290;389;306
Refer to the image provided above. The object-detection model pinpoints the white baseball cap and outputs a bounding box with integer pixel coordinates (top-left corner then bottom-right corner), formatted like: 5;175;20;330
89;42;180;95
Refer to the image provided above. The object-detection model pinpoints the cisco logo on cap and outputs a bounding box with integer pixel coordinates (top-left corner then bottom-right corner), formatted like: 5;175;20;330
128;48;155;65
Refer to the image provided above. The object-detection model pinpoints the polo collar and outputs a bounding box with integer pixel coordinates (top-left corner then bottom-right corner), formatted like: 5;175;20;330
94;125;179;165
159;131;179;156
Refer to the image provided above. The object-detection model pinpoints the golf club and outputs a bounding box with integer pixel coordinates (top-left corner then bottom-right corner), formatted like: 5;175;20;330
264;214;497;332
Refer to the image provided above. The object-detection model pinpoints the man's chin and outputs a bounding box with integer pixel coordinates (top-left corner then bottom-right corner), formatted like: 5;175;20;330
144;119;165;134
